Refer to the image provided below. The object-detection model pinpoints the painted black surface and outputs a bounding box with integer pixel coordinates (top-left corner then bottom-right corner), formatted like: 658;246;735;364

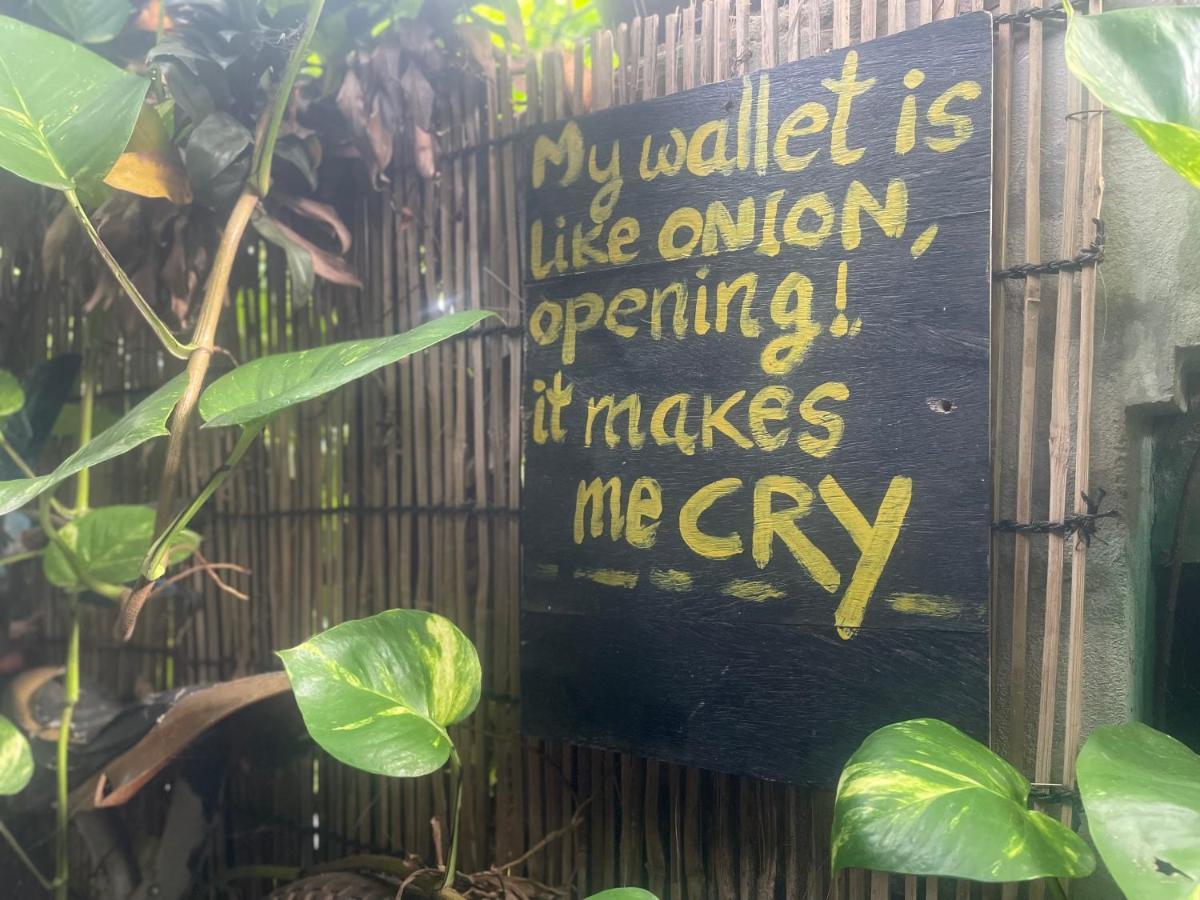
520;13;993;786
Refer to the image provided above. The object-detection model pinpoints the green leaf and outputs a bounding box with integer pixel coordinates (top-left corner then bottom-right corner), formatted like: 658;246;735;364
585;891;659;900
0;15;149;190
184;112;252;207
278;609;481;778
0;368;23;418
199;311;495;428
0;374;186;516
43;504;199;592
0;714;32;796
831;719;1095;881
34;0;133;44
1077;722;1200;900
1066;7;1200;190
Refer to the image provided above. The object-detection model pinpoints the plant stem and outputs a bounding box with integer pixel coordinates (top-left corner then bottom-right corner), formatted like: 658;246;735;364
144;421;263;580
251;0;326;197
0;818;56;891
442;747;463;891
1046;878;1068;900
74;331;96;514
0;431;36;479
144;0;328;639
0;548;45;567
63;191;192;360
152;188;258;539
54;596;79;900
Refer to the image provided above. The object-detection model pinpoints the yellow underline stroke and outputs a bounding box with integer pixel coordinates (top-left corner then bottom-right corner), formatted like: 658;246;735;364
722;579;785;601
885;592;962;618
649;568;693;591
574;567;639;589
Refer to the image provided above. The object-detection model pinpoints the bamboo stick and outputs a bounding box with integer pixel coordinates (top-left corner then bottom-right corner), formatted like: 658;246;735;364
1034;45;1086;787
1062;0;1105;791
1008;0;1046;773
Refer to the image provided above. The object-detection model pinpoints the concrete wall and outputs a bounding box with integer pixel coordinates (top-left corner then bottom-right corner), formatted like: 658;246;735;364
996;3;1200;894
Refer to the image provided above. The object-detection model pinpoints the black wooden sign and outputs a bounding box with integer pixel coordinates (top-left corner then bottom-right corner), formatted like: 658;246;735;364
520;13;993;786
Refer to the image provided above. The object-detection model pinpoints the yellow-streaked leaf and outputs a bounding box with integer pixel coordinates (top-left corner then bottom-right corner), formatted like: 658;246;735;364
832;719;1095;881
279;609;481;778
0;715;32;796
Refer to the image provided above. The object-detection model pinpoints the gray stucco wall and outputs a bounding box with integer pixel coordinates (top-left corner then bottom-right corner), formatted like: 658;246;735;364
994;3;1200;895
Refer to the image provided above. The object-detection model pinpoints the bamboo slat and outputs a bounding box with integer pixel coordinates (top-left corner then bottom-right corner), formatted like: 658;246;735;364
1034;38;1086;788
1008;0;1046;773
1062;0;1106;789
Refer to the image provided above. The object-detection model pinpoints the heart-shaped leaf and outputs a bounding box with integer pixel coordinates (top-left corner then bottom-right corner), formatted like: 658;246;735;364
199;311;495;428
0;714;32;795
1077;722;1200;900
34;0;133;45
278;609;481;777
43;504;199;592
0;369;23;418
586;891;660;900
832;719;1095;881
1066;7;1200;189
0;15;148;190
0;373;185;516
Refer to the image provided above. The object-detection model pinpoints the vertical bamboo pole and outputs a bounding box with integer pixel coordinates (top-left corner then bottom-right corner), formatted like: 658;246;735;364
1062;0;1105;793
1034;47;1086;789
1008;0;1045;773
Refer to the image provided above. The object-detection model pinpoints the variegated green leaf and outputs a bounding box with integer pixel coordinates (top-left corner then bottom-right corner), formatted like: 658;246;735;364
0;374;185;516
0;15;148;189
832;719;1095;881
0;368;23;418
43;504;199;592
0;714;32;795
1066;7;1200;189
1078;723;1200;900
278;609;481;778
198;311;495;428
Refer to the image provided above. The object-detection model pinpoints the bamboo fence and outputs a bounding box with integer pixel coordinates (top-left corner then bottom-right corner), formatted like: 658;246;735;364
5;0;1108;895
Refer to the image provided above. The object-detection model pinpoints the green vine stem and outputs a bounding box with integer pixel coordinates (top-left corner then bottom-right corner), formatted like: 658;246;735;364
0;430;36;479
0;818;56;891
50;355;94;900
73;320;97;514
442;747;464;892
63;191;192;360
54;596;79;900
0;548;44;567
124;421;264;640
250;0;326;197
147;420;263;580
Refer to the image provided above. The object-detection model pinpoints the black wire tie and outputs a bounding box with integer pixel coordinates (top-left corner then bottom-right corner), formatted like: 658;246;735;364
994;219;1105;281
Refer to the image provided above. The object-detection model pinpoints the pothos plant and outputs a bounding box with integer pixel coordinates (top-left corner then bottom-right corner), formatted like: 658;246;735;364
0;1;493;896
276;610;660;896
830;718;1200;899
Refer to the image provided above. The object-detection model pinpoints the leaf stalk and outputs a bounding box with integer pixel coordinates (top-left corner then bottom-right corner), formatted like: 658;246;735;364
64;191;192;360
